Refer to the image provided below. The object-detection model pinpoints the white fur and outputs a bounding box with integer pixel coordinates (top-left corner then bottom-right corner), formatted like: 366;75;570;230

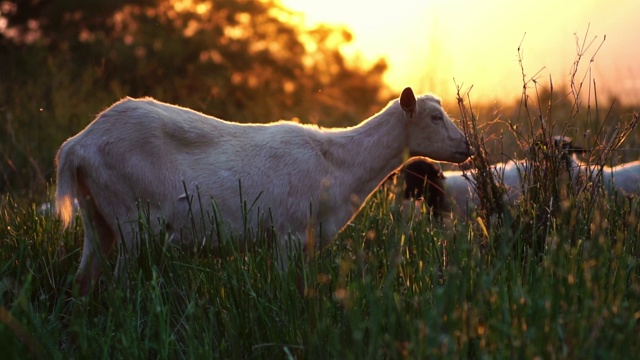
55;88;471;295
572;158;640;196
604;160;640;195
440;169;477;217
490;160;523;202
438;160;528;217
433;158;571;217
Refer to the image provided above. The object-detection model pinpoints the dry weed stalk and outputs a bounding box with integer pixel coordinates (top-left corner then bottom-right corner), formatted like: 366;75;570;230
455;27;638;256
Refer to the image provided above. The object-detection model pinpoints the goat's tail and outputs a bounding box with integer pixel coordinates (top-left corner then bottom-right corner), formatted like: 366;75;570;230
55;140;80;228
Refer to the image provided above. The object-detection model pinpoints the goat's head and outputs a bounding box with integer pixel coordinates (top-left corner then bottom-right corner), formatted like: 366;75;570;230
400;87;472;164
402;158;451;215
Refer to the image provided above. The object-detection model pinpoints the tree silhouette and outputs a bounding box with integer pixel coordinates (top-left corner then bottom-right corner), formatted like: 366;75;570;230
2;0;388;122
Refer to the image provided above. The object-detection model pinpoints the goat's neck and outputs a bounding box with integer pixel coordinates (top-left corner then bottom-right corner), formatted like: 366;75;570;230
324;106;408;204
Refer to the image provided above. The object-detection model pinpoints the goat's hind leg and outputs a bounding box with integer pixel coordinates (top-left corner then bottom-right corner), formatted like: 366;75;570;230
74;204;117;296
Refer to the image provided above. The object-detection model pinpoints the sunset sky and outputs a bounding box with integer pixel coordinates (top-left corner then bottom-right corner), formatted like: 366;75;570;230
282;0;640;105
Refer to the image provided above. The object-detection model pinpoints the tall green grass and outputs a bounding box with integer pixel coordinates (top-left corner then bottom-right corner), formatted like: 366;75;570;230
1;180;639;358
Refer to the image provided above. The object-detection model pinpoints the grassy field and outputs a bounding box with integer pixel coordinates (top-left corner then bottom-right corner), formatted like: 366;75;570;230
2;46;640;358
1;161;640;359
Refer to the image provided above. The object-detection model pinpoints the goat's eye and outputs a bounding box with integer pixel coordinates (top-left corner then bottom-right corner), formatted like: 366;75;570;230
431;113;444;122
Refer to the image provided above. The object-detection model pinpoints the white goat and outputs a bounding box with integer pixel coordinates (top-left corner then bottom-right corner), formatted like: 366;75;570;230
574;159;640;196
404;137;585;217
56;87;472;295
405;158;570;218
603;160;640;195
397;160;529;217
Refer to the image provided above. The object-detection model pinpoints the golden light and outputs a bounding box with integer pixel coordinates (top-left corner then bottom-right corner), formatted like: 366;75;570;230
172;0;211;15
282;0;640;105
195;3;210;15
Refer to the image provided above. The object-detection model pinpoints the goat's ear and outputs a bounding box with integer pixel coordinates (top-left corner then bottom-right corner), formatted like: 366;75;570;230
400;87;416;118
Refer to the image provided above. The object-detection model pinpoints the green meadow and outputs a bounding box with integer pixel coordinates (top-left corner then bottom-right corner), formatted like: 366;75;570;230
1;168;640;358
